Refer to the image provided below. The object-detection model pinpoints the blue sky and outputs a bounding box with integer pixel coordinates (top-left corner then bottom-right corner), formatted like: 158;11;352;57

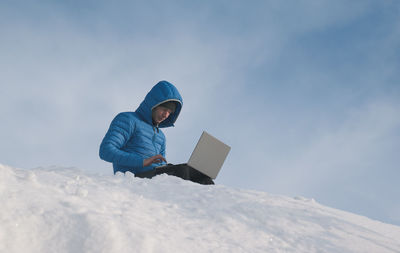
1;1;399;225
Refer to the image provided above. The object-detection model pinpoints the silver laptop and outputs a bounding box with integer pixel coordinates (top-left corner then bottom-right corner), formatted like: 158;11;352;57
187;131;231;179
158;131;231;179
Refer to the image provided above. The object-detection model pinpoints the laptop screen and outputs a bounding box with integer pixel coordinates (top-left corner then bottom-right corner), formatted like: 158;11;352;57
187;131;231;179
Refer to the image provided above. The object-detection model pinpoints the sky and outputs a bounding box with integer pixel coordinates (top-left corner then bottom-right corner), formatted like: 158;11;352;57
1;0;399;225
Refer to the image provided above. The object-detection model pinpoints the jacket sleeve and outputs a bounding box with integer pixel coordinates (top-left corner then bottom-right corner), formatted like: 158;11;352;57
99;113;143;168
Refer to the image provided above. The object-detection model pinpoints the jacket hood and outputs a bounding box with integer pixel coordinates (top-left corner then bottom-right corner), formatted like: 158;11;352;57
135;80;183;128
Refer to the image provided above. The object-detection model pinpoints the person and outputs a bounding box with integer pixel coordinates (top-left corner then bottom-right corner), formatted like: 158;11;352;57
99;80;214;185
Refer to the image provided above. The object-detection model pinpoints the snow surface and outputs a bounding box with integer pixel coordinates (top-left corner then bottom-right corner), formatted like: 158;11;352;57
1;164;399;253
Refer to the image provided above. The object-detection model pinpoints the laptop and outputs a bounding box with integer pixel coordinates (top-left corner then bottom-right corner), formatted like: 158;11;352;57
157;131;231;179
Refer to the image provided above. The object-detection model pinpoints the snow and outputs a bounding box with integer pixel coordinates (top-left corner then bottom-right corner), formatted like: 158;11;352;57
1;164;399;253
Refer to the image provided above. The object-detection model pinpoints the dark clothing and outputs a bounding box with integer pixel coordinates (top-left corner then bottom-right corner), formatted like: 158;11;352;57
135;164;214;185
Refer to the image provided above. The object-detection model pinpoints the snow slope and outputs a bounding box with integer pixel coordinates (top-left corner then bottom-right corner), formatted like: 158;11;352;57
1;164;399;253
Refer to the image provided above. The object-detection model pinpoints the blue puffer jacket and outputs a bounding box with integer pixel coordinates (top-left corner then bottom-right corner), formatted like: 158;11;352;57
99;81;183;174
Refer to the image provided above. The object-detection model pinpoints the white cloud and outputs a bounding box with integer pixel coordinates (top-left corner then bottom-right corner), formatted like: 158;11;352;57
1;0;399;225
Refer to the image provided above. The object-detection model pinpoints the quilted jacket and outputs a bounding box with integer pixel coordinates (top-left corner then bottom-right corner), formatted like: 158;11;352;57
99;81;183;174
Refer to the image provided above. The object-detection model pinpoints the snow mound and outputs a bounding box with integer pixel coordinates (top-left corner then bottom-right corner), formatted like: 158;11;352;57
1;164;399;253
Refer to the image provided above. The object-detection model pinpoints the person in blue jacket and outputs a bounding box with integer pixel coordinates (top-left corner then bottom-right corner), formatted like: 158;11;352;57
99;80;213;185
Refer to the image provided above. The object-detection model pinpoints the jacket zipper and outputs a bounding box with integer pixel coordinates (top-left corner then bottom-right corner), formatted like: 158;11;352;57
152;126;159;155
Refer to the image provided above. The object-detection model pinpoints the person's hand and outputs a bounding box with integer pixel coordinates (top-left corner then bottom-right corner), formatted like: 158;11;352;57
143;154;167;167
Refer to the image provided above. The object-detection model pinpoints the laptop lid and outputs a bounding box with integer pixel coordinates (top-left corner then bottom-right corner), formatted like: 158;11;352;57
187;131;231;179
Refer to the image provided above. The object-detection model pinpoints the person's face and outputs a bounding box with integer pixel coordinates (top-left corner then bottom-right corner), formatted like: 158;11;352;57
152;106;173;125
